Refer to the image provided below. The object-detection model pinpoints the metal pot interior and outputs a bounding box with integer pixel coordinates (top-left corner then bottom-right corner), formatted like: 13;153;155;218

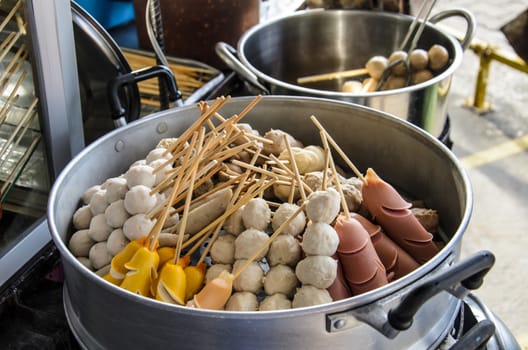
239;10;461;94
48;96;472;348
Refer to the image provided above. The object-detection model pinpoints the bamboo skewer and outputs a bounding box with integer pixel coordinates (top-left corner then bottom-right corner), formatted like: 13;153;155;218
0;1;22;34
0;98;38;160
284;135;306;202
0;136;40;200
0;71;26;126
297;67;368;84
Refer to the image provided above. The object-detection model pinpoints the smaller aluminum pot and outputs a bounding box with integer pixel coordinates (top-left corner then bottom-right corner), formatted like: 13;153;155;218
216;9;475;137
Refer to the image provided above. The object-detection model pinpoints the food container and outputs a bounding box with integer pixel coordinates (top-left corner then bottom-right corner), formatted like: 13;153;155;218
216;9;475;137
48;96;492;349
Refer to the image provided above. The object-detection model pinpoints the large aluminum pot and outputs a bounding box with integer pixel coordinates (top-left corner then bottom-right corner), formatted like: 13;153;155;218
216;9;475;138
48;97;492;349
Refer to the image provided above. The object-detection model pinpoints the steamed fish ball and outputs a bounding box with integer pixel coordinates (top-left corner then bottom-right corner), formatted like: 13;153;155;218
125;164;155;188
262;129;303;156
225;292;259;311
124;185;157;215
267;234;302;267
146;147;172;164
210;234;236;265
73;205;93;230
233;259;264;294
205;264;232;284
89;241;112;270
122;214;155;241
68;229;95;257
234;228;269;260
295;255;337;289
292;285;332;308
82;185;101;205
149;159;173;186
264;264;298;296
271;203;306;236
89;189;108;215
77;256;93;270
302;222;339;256
223;206;245;236
242;198;271;231
259;293;292;311
106;228;129;256
305;188;341;223
104;199;130;228
103;177;128;203
88;214;113;242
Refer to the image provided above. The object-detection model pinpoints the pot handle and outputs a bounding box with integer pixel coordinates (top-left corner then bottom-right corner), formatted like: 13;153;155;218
215;42;270;94
429;8;476;50
387;250;495;331
107;65;183;128
326;251;495;339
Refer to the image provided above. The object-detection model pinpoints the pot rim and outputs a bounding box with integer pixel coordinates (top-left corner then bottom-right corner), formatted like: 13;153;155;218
47;96;473;316
237;9;464;97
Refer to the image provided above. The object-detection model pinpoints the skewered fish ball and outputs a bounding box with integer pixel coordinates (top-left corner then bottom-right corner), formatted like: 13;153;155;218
125;164;156;188
73;205;92;230
264;264;298;296
428;44;449;70
103;177;128;203
107;229;129;256
267;234;302;267
235;228;269;260
205;264;232;284
302;222;339;256
68;229;95;257
262;129;303;156
259;293;292;311
149;159;173;186
89;241;112;270
89;189;108;215
122;214;155;241
305;188;341;224
296;255;337;289
105;199;130;228
341;80;363;93
225;292;259;311
411;69;434;85
409;49;429;71
233;259;264;293
388;50;408;76
124;185;157;215
271;203;306;236
365;56;388;80
210;234;236;264
242;198;271;231
292;285;333;308
88;214;113;242
223;206;245;236
146;147;172;164
278;145;325;174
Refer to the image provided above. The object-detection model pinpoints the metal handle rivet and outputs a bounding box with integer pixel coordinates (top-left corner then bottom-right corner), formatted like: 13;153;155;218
333;319;347;329
157;122;168;134
114;140;125;152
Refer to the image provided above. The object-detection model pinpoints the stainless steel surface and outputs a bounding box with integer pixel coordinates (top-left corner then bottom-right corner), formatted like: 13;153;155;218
217;9;475;137
48;96;473;349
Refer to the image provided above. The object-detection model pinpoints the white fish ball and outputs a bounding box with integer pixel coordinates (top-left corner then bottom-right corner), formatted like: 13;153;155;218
104;199;130;228
89;241;112;270
89;189;108;215
210;234;236;264
125;164;155;188
233;259;264;293
264;264;298;296
106;229;129;256
77;256;93;270
234;228;269;260
292;285;332;308
305;188;341;223
104;177;128;203
124;185;157;215
146;147;172;164
205;264;232;284
149;159;173;186
82;185;101;205
225;292;259;311
223;206;245;236
259;293;292;311
73;205;93;230
267;234;302;267
295;256;337;289
122;214;155;241
68;229;95;257
88;214;113;242
242;198;271;231
271;203;306;236
302;222;339;256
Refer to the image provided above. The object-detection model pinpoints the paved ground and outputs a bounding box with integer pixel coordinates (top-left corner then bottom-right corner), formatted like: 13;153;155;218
430;0;528;346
